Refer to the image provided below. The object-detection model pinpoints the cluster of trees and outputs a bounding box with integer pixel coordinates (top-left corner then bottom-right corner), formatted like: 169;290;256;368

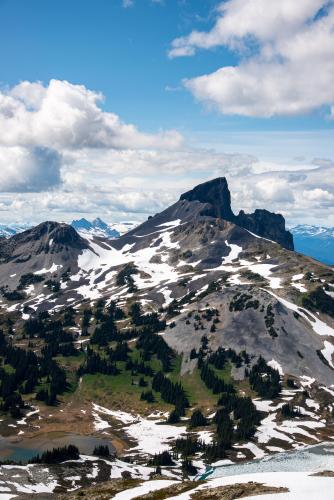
79;348;119;376
18;273;44;289
30;445;80;464
1;288;25;301
301;286;334;319
126;359;154;377
149;447;198;477
116;263;138;292
199;362;235;395
173;436;202;456
140;390;155;403
166;292;196;317
130;303;166;332
45;279;60;292
36;358;68;405
93;444;111;457
149;450;175;466
248;357;281;398
229;292;259;312
264;304;277;338
196;280;222;301
152;371;189;418
136;330;172;371
0;329;67;413
217;393;261;440
206;347;249;370
281;403;301;418
189;409;208;428
23;312;77;357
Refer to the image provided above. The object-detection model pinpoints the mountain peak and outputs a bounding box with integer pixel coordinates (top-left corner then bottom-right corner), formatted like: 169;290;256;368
71;217;120;239
16;221;87;249
180;177;234;221
179;177;294;250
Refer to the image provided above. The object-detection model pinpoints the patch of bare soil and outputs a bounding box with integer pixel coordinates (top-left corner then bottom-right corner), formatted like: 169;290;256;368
311;470;334;477
132;481;198;499
57;478;141;499
190;482;289;500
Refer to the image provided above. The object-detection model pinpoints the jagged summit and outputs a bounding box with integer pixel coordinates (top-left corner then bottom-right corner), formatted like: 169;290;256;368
71;217;120;239
180;177;293;250
180;177;234;220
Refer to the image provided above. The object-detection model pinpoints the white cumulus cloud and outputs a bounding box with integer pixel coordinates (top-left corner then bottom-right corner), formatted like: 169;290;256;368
0;79;183;150
0;146;61;192
170;0;334;117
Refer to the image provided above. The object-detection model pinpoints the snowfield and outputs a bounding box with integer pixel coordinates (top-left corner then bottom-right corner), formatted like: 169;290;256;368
92;403;187;454
169;471;334;500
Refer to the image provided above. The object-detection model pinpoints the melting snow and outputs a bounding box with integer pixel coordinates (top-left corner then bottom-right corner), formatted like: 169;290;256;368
321;341;334;369
292;274;304;281
292;282;307;292
186;472;334;500
92;404;186;454
34;263;62;275
234;442;266;459
267;360;284;376
265;290;334;337
112;480;178;500
197;430;214;445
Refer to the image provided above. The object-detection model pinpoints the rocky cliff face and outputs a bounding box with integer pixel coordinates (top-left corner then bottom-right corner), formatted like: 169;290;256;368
181;177;294;250
180;177;235;221
237;209;294;249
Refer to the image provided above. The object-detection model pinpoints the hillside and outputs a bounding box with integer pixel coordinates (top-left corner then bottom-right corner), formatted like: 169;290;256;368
0;178;333;497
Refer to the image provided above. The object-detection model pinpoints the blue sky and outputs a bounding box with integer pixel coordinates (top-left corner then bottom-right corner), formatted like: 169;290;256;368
2;0;332;133
0;0;333;226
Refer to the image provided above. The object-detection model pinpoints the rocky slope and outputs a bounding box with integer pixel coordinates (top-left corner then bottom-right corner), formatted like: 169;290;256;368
180;177;294;250
0;178;334;497
0;178;333;387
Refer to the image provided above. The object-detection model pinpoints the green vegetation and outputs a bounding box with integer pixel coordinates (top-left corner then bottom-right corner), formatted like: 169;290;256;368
0;291;287;468
116;263;138;292
264;304;277;338
18;273;44;289
30;444;80;464
229;292;260;312
248;357;281;398
301;286;334;318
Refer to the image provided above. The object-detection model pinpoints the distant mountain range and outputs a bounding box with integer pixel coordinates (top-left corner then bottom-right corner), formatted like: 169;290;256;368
291;225;334;265
0;218;138;240
0;223;31;238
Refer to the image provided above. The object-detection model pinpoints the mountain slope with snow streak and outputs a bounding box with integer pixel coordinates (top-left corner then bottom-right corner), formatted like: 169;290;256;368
0;178;334;396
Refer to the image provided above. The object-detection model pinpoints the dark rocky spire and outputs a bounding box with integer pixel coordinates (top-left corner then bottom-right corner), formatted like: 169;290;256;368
180;177;235;221
180;177;294;250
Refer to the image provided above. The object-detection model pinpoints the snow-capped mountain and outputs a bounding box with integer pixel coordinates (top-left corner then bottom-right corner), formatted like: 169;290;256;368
71;217;138;239
0;178;333;387
1;177;334;492
0;223;31;238
0;218;138;241
291;224;334;265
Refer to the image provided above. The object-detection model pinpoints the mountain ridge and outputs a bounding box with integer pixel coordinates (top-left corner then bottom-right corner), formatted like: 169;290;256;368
0;177;333;496
180;177;294;250
0;178;333;388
